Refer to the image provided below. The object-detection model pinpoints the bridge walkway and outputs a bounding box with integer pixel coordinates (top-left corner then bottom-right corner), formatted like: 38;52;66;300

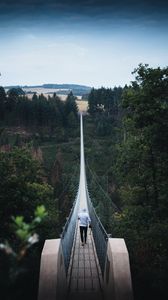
67;113;103;299
67;224;103;300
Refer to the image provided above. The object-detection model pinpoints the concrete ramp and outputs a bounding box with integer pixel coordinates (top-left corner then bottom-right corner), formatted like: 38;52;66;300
38;239;67;300
104;238;133;300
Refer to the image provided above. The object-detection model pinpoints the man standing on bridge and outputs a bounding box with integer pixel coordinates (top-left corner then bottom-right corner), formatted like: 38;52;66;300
78;208;91;246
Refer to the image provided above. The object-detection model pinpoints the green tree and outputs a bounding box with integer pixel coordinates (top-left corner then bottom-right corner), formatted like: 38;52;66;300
65;92;78;115
121;64;168;209
88;86;123;117
0;147;54;241
0;86;6;121
112;64;168;300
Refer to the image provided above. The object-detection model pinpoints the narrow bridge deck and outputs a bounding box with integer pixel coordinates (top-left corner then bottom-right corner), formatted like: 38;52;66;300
68;225;103;300
38;113;133;300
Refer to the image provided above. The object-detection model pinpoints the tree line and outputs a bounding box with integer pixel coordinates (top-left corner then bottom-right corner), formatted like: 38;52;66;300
0;88;78;129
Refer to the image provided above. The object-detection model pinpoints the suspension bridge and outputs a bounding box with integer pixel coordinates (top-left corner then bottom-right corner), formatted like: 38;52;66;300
38;114;133;300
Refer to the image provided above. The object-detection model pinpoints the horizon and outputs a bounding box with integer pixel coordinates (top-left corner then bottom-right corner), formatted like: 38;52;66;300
3;83;92;88
0;0;168;88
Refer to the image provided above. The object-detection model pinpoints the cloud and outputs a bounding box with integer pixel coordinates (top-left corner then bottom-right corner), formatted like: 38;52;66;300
0;0;168;32
1;0;168;17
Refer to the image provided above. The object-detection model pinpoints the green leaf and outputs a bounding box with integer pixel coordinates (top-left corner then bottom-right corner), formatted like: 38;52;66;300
12;216;24;227
34;205;47;218
16;229;29;241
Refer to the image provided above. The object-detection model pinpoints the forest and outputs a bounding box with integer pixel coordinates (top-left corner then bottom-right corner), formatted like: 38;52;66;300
0;64;168;300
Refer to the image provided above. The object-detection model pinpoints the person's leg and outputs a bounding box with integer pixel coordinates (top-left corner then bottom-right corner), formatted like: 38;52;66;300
80;226;84;244
84;226;87;243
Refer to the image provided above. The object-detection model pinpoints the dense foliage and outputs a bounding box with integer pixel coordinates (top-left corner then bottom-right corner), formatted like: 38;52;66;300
0;147;57;300
86;64;168;300
0;90;79;300
112;65;168;300
0;142;79;299
0;147;59;241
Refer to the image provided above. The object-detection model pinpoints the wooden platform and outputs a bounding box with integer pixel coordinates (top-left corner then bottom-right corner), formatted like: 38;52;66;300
67;225;104;300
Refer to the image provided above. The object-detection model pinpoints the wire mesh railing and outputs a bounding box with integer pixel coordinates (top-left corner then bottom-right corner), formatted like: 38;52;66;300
61;113;110;277
86;184;109;277
61;189;80;274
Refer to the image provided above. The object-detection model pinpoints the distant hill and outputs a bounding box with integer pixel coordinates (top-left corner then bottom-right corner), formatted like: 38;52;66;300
5;84;92;96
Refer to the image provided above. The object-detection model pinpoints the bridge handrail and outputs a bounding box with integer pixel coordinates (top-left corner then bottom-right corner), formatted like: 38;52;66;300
86;183;109;277
61;188;80;274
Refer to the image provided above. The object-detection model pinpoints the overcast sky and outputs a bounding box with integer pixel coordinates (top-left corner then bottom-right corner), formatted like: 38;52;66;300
0;0;168;87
